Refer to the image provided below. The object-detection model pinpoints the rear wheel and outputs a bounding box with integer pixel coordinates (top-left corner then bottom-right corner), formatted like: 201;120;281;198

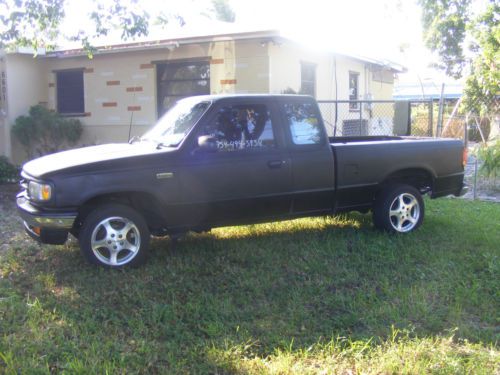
373;184;424;233
79;204;150;268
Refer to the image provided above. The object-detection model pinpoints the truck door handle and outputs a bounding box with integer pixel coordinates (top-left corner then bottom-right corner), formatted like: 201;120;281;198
267;160;285;169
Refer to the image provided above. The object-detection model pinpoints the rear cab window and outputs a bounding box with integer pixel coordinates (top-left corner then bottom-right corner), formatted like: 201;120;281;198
281;100;326;146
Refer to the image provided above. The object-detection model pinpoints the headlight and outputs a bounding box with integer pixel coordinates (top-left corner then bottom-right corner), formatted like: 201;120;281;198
28;181;52;201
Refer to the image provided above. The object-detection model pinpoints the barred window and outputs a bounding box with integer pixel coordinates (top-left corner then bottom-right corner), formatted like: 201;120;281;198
157;61;210;117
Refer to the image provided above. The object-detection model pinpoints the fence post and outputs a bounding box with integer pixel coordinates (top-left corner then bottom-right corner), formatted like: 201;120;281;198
359;101;363;136
334;101;338;137
473;156;478;200
436;83;445;136
464;112;469;147
407;101;412;135
428;100;433;137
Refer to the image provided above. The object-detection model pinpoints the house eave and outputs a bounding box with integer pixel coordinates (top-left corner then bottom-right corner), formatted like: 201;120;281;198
47;29;282;59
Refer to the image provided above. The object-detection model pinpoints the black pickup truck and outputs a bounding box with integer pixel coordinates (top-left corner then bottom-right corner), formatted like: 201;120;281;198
17;95;467;267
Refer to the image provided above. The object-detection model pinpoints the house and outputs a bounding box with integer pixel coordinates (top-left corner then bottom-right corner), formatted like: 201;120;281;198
0;28;404;163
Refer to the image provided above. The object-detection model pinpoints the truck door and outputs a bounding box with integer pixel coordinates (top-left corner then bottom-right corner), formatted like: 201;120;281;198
175;99;292;227
279;98;336;214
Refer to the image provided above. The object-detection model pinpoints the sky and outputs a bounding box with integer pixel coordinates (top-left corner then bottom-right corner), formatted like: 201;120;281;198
59;0;459;85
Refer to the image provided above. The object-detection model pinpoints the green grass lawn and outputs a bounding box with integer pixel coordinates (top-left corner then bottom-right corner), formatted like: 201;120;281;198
1;198;499;374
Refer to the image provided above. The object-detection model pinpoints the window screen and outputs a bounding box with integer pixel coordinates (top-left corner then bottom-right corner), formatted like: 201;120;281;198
199;104;275;151
56;70;84;114
157;61;210;117
283;102;323;145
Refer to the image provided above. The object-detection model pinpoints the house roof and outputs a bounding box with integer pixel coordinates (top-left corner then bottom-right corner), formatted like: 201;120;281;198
32;21;405;73
393;82;463;100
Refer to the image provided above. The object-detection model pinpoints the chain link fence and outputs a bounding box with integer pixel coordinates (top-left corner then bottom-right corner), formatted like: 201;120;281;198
318;100;434;138
318;98;499;143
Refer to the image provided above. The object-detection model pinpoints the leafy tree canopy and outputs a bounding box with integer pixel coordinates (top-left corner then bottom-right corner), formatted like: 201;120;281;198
211;0;235;22
419;0;499;115
0;0;236;54
0;0;185;54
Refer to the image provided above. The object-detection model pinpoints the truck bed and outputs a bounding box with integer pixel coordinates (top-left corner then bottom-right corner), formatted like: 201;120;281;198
329;136;465;210
329;136;405;143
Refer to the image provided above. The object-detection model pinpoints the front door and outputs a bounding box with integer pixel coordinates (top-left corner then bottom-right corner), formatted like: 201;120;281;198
175;100;292;227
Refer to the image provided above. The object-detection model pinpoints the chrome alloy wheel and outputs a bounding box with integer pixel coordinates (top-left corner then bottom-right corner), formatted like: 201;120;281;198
90;216;141;266
388;193;421;233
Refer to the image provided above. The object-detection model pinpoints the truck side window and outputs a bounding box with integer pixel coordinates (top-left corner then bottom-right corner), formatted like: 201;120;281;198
283;103;323;145
200;104;276;151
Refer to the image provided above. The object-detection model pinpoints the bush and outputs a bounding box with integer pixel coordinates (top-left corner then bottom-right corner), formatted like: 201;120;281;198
0;156;19;183
11;105;83;159
478;140;500;180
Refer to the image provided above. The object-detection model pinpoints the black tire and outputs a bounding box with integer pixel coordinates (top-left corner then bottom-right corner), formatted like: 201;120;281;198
79;203;150;268
373;184;424;233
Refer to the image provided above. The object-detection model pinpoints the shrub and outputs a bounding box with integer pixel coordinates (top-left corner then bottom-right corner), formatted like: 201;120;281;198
0;156;19;183
11;105;83;159
478;140;500;180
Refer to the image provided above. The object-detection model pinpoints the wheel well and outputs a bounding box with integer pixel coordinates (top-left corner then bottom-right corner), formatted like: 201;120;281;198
381;169;434;194
74;192;166;233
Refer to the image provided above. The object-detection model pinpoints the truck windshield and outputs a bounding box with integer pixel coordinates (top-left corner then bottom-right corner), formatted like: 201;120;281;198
142;97;211;147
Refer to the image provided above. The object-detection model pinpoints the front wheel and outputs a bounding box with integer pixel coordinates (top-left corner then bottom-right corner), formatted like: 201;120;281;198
79;204;150;268
373;184;424;233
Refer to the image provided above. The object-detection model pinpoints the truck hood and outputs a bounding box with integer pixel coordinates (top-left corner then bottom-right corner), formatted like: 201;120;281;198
23;143;169;178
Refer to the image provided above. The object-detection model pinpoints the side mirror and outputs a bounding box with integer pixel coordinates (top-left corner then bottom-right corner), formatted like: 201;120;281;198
197;135;218;152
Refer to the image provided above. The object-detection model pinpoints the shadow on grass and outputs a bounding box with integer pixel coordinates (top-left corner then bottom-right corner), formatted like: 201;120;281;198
1;203;498;372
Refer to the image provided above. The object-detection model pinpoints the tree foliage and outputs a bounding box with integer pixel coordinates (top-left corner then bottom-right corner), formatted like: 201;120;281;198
462;3;499;116
11;105;83;159
420;0;471;79
0;0;176;54
0;0;65;52
211;0;235;22
419;0;499;115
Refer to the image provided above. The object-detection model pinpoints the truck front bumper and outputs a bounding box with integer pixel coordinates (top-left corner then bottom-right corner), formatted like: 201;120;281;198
17;195;77;245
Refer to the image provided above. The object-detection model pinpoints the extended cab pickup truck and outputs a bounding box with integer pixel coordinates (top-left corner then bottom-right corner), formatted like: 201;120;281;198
17;95;467;267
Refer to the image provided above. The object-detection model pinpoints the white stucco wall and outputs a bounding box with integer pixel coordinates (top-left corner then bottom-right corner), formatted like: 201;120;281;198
3;53;48;161
268;42;373;101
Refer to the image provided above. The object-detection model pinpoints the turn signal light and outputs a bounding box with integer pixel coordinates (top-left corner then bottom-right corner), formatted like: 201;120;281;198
33;226;41;235
463;147;468;168
41;185;51;200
